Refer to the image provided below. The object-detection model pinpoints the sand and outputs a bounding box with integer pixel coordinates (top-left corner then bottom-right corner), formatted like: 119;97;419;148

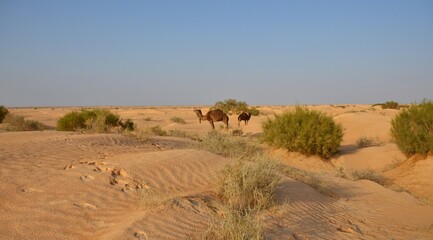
1;105;432;239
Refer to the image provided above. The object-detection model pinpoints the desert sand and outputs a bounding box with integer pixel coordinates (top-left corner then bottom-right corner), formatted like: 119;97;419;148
1;105;433;239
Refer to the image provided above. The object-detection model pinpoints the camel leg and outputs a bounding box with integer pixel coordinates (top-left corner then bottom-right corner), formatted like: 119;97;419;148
209;120;215;130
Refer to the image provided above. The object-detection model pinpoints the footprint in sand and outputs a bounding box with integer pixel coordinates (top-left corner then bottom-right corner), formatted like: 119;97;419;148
91;221;114;228
80;175;95;182
134;230;148;240
74;201;97;209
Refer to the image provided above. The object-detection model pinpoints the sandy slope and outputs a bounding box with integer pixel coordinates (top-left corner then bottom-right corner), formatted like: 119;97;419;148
1;105;433;239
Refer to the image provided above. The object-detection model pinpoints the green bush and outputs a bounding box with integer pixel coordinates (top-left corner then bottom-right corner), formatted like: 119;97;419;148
262;107;343;159
120;119;135;131
0;105;9;123
57;109;121;133
382;101;400;109
213;99;260;116
3;114;49;131
57;111;86;131
391;100;433;156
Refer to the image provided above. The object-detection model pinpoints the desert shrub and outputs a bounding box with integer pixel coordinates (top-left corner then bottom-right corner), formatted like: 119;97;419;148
57;111;86;131
148;125;166;136
356;136;381;148
170;116;186;124
3;114;49;131
120;119;135;131
391;100;433;156
217;158;280;213
381;101;399;109
204;206;263;240
351;169;387;186
262;107;343;159
198;131;261;160
213;99;260;116
0;105;9;123
57;109;120;133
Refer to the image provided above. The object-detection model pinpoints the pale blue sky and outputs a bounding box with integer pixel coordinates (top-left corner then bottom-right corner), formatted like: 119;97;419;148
1;0;432;107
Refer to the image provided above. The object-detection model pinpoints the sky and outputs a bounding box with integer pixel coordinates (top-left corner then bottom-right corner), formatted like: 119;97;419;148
1;0;432;107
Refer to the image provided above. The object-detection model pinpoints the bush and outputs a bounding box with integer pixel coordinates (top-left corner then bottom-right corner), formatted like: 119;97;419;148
2;114;49;131
262;107;343;159
120;119;135;131
217;158;280;213
0;105;9;123
57;111;86;131
356;136;381;148
381;101;399;109
57;109;121;133
391;100;433;156
213;99;260;116
170;116;186;124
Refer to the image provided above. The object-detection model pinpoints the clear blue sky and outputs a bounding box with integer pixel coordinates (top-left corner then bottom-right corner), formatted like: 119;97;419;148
1;0;432;107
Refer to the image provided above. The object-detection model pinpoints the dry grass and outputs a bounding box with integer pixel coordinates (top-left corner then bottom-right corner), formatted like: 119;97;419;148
351;169;387;186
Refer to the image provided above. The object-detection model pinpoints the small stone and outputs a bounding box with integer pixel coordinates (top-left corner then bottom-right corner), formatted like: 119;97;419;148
22;188;43;193
337;226;354;233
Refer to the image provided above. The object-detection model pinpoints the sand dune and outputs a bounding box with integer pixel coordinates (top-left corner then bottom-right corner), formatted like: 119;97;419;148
1;105;432;239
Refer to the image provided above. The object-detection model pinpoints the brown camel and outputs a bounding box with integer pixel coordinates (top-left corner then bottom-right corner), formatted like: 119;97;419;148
193;109;229;130
237;112;252;127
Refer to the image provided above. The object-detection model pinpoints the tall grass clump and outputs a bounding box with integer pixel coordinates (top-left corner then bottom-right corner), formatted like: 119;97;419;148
217;158;281;213
262;107;343;159
391;99;433;156
57;109;122;133
204;207;263;240
0;105;9;123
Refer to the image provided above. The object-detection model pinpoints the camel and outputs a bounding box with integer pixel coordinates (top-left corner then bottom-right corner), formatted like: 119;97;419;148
237;112;252;126
193;109;229;130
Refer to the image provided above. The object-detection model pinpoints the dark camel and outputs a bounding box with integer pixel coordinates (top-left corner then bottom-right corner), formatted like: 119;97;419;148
237;112;251;127
193;109;229;130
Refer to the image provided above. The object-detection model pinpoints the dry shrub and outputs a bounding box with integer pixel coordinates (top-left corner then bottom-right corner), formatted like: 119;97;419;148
2;114;49;131
203;206;263;240
217;157;280;213
351;169;387;186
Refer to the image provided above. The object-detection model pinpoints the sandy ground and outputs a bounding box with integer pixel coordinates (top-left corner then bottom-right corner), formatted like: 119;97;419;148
1;105;433;239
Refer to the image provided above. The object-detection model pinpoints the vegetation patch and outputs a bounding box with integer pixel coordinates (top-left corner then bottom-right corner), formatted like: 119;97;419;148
391;99;433;156
281;166;331;196
217;158;280;213
2;114;49;131
262;107;343;159
0;105;9;123
170;116;186;124
198;131;261;160
351;169;387;186
356;136;382;148
57;109;134;133
213;99;260;116
204;206;263;240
